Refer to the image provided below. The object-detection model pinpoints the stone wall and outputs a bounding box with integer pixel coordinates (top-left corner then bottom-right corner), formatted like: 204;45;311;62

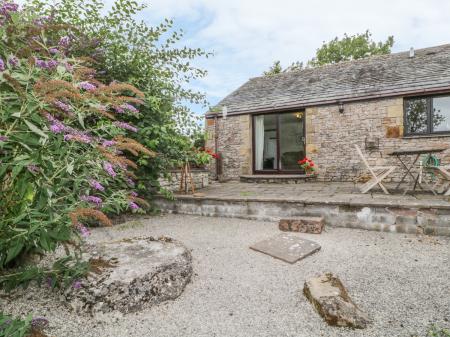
159;169;209;191
205;114;252;181
306;97;450;181
206;96;450;182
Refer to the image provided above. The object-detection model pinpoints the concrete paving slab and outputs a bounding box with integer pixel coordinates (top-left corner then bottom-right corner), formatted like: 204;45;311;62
250;233;321;264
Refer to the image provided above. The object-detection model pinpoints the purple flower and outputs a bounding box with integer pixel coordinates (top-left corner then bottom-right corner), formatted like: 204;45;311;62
102;140;116;147
114;106;125;114
7;56;18;67
79;81;96;91
50;123;65;133
113;121;138;132
89;179;105;191
80;195;102;207
0;135;8;142
0;2;19;17
27;164;40;174
47;59;58;68
35;58;58;70
121;103;139;114
72;280;82;289
49;48;59;55
103;161;116;177
59;36;70;48
126;178;135;187
46;277;53;288
129;201;139;210
130;191;138;197
76;223;90;238
53;100;72;114
0;58;4;72
35;59;46;68
31;317;49;329
64;133;91;143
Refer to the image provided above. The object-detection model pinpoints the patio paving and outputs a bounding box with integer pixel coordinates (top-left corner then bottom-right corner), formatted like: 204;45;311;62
175;181;450;209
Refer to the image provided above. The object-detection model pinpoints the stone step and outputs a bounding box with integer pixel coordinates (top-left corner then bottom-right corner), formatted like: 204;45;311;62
240;174;317;184
279;217;325;234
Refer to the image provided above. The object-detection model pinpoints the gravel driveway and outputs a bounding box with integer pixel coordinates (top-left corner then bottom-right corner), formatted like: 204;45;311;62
2;214;449;337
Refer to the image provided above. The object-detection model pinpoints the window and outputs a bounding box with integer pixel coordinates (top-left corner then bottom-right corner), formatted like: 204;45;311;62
404;95;450;135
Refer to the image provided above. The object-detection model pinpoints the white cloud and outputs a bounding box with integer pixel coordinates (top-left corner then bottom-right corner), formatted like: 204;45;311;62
141;0;450;112
19;0;450;112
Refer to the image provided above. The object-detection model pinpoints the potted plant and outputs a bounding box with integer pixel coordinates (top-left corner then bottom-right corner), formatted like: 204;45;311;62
298;157;316;175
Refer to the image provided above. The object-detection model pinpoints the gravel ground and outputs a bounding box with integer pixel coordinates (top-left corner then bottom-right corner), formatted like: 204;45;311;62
2;214;450;337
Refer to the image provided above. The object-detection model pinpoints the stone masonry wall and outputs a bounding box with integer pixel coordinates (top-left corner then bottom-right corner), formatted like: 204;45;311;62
206;96;450;182
306;97;450;181
159;169;209;191
205;114;252;181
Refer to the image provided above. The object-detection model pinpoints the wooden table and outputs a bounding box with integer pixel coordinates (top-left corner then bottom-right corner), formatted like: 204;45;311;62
388;147;447;194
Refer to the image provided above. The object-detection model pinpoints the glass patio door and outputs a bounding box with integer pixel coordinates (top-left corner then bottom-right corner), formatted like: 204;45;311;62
253;112;305;173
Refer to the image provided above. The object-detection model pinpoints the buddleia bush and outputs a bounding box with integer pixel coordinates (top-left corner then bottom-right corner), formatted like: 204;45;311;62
0;1;153;273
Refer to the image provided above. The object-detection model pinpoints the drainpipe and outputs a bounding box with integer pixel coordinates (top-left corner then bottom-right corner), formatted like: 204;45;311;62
214;114;219;180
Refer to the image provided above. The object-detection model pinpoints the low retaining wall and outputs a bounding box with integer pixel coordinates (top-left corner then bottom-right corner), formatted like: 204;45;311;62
159;169;209;192
154;196;450;237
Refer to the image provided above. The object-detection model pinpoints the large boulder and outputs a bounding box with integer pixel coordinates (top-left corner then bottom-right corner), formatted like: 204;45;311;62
303;273;370;329
65;237;192;314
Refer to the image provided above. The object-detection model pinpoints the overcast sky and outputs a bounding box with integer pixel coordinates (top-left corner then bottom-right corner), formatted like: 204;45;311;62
136;0;450;114
21;0;450;114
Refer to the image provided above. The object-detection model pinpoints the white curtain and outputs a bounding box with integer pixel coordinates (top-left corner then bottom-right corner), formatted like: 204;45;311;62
254;116;264;170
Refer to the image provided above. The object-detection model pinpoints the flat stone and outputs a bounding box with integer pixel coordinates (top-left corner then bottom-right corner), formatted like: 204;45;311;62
65;237;192;314
250;233;321;264
279;217;324;234
303;273;371;329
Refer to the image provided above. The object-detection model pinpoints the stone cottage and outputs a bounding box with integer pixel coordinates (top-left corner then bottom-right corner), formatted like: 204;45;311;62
205;44;450;182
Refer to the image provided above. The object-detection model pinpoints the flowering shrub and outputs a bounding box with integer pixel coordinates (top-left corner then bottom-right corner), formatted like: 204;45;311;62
0;1;153;273
298;157;316;174
190;148;219;168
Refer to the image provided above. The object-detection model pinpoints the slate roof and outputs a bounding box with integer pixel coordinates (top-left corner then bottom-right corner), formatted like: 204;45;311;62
207;44;450;117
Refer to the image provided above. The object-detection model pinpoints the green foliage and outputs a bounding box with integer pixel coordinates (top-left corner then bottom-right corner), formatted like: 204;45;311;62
0;313;31;337
263;30;394;75
428;325;450;337
308;30;394;67
0;255;89;291
263;60;283;76
0;3;151;275
263;60;303;76
25;0;211;191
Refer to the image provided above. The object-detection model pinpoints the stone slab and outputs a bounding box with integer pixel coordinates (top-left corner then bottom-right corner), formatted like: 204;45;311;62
303;273;371;328
279;217;324;233
250;233;321;264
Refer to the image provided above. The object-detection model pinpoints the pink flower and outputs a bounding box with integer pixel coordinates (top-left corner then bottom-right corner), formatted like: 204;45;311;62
103;161;116;177
129;201;139;210
89;179;105;191
130;191;138;197
102;140;116;147
113;121;138;132
80;195;103;207
79;81;96;91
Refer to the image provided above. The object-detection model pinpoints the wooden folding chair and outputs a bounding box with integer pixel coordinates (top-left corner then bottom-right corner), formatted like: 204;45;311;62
354;144;396;194
424;165;450;195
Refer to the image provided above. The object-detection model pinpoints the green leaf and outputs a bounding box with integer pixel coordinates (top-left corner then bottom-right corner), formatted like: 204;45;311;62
24;120;48;140
5;242;24;264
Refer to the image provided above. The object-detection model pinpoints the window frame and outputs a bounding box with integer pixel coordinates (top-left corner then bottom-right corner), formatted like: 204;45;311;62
403;94;450;136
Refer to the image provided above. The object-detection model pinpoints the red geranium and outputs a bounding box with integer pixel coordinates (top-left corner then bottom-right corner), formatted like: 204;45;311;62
298;157;316;173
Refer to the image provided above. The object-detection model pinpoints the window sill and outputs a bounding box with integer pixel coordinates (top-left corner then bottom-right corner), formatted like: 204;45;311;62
403;133;450;139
